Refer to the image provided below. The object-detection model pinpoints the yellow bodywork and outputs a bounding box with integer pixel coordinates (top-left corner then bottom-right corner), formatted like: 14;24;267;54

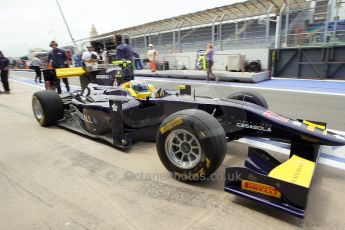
112;60;132;67
303;120;326;131
55;67;86;78
268;155;315;188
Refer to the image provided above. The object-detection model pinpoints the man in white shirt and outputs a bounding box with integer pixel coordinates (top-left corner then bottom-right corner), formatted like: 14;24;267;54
81;45;99;68
80;45;100;91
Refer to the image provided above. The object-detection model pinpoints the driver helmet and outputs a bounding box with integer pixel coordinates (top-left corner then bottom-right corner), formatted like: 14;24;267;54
130;80;149;93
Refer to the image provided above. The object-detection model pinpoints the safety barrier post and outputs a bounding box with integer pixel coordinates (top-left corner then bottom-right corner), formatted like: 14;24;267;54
211;16;218;46
178;21;185;53
323;2;331;45
275;4;286;49
219;14;225;51
144;34;148;49
235;22;239;41
284;0;290;47
266;4;274;45
172;22;180;53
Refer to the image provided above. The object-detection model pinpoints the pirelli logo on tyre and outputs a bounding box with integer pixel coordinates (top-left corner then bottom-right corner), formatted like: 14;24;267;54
160;117;183;134
241;180;281;199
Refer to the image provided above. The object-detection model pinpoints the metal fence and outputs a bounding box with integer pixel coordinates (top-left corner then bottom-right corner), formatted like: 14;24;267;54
67;0;345;57
133;2;344;56
129;14;275;57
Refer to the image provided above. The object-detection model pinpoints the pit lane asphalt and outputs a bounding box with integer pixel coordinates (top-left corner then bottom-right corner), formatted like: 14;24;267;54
0;72;344;229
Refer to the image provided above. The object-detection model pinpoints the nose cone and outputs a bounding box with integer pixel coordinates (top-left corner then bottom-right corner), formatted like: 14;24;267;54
320;130;345;146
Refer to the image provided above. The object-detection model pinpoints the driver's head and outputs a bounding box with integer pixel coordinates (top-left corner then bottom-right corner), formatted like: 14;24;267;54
130;80;149;93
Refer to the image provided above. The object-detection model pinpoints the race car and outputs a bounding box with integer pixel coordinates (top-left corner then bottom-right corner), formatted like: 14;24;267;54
32;70;345;217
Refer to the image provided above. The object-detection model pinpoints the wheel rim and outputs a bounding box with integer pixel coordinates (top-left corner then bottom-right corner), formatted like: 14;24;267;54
165;129;202;169
33;98;43;120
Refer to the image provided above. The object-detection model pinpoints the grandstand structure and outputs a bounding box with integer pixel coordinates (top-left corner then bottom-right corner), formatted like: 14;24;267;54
70;0;345;79
86;0;344;52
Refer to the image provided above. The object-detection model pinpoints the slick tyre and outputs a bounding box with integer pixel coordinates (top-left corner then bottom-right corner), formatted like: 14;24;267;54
156;109;227;182
32;90;64;126
227;91;268;109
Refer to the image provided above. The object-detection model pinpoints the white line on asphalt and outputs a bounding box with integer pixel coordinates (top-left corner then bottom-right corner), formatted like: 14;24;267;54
10;76;81;89
10;78;45;89
12;74;345;96
142;77;345;97
319;158;345;170
237;137;345;170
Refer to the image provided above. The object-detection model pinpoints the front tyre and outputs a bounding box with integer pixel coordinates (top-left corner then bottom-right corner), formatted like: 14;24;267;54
227;91;268;109
156;109;227;182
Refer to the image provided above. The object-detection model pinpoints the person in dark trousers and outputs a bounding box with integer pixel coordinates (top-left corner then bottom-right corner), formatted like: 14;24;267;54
47;41;70;93
132;51;142;70
0;51;10;94
204;43;218;82
31;55;43;83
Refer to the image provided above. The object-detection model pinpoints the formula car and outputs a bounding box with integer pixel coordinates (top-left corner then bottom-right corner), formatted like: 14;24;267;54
32;68;345;217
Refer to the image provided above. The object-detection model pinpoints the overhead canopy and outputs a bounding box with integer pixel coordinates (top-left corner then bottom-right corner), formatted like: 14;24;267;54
90;0;309;40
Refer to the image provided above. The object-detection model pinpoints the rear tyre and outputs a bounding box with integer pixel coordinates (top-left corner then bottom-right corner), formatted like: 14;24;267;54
227;91;268;109
32;90;64;126
156;109;227;182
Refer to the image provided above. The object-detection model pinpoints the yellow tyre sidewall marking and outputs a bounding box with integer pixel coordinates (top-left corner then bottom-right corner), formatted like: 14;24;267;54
160;117;183;134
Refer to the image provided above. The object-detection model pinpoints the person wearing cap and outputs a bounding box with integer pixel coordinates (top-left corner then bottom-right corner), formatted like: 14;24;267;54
47;41;70;93
147;44;157;72
0;51;10;94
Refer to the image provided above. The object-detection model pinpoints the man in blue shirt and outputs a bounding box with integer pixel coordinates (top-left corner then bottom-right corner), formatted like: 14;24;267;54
0;51;10;94
47;41;70;93
115;35;133;60
114;35;134;83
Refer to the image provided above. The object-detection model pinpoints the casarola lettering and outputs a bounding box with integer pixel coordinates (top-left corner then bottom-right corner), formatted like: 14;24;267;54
236;122;272;132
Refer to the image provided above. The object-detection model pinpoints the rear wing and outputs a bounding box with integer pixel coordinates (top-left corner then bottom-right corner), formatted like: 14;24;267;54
53;64;134;88
55;67;86;78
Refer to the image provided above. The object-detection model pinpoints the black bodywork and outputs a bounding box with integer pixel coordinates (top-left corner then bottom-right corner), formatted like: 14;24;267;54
58;84;345;149
42;73;345;218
